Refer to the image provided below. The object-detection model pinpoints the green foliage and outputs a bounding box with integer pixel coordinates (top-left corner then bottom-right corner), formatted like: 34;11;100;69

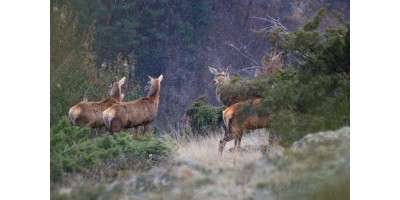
267;6;350;77
50;3;99;124
303;4;328;31
50;117;175;183
259;82;348;147
56;0;212;77
216;76;267;106
185;96;225;134
275;68;296;81
229;8;350;146
235;72;349;147
50;3;138;125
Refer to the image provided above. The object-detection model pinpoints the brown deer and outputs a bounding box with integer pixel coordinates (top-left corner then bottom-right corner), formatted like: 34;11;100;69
102;75;163;137
68;77;126;135
208;66;273;153
219;98;272;154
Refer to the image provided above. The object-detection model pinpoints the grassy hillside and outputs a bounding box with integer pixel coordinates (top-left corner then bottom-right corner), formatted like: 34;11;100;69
51;127;349;200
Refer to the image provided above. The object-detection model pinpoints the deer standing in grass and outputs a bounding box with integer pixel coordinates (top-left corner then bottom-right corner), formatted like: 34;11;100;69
103;75;163;137
208;67;274;154
219;98;272;154
68;77;126;135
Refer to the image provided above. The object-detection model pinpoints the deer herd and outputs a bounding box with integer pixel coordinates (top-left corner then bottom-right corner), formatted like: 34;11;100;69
68;66;272;155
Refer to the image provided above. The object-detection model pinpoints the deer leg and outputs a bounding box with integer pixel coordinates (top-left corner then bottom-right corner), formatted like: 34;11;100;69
132;127;138;139
231;132;243;152
222;120;228;134
269;132;278;146
237;135;243;150
95;128;100;137
234;137;239;149
109;120;114;135
224;115;233;135
231;138;239;153
219;133;234;155
143;124;151;135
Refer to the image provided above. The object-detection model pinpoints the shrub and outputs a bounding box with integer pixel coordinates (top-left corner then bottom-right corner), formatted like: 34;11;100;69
232;7;350;147
266;6;350;77
216;76;268;106
185;96;225;134
229;69;349;147
50;117;176;183
50;3;137;125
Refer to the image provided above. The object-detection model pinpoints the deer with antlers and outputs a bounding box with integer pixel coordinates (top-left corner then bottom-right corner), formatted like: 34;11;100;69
102;75;163;137
68;77;126;135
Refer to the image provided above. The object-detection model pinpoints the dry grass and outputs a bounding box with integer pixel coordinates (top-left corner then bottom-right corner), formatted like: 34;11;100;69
175;129;275;167
52;128;349;200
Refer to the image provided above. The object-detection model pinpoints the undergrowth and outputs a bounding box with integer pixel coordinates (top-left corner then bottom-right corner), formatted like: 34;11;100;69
50;117;176;184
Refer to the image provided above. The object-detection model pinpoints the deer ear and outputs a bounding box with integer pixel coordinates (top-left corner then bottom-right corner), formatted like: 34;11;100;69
226;66;231;73
108;86;115;96
208;66;218;74
118;77;126;86
148;75;153;80
158;74;163;82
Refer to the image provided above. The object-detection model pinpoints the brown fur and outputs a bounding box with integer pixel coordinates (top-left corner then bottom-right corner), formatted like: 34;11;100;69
103;75;163;136
219;98;271;154
68;77;125;130
209;67;269;154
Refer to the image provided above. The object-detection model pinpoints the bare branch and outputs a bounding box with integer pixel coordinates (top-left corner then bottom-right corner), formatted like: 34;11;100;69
238;66;260;72
224;42;260;67
250;15;288;35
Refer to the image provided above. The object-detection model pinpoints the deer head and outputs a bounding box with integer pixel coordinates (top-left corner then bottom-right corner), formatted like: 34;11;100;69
146;75;163;98
208;66;230;85
108;77;126;101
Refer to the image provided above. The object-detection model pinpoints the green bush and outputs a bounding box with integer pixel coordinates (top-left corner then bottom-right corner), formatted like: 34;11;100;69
231;7;350;147
50;3;137;125
185;96;225;134
216;75;268;106
274;73;349;146
50;117;176;183
233;72;349;147
266;6;350;77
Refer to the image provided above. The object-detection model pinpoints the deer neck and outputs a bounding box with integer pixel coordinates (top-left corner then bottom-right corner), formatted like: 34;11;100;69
100;97;119;107
147;81;161;103
110;91;123;103
215;82;228;105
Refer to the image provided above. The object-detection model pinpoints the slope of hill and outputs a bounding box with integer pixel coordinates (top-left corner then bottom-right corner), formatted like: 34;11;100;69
51;127;349;200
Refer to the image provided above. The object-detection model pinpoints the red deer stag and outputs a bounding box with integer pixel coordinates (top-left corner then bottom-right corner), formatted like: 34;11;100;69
68;77;126;135
218;98;272;154
102;75;163;137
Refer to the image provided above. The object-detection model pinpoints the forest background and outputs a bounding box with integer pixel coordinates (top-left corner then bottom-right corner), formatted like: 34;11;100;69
50;0;350;130
2;0;400;199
